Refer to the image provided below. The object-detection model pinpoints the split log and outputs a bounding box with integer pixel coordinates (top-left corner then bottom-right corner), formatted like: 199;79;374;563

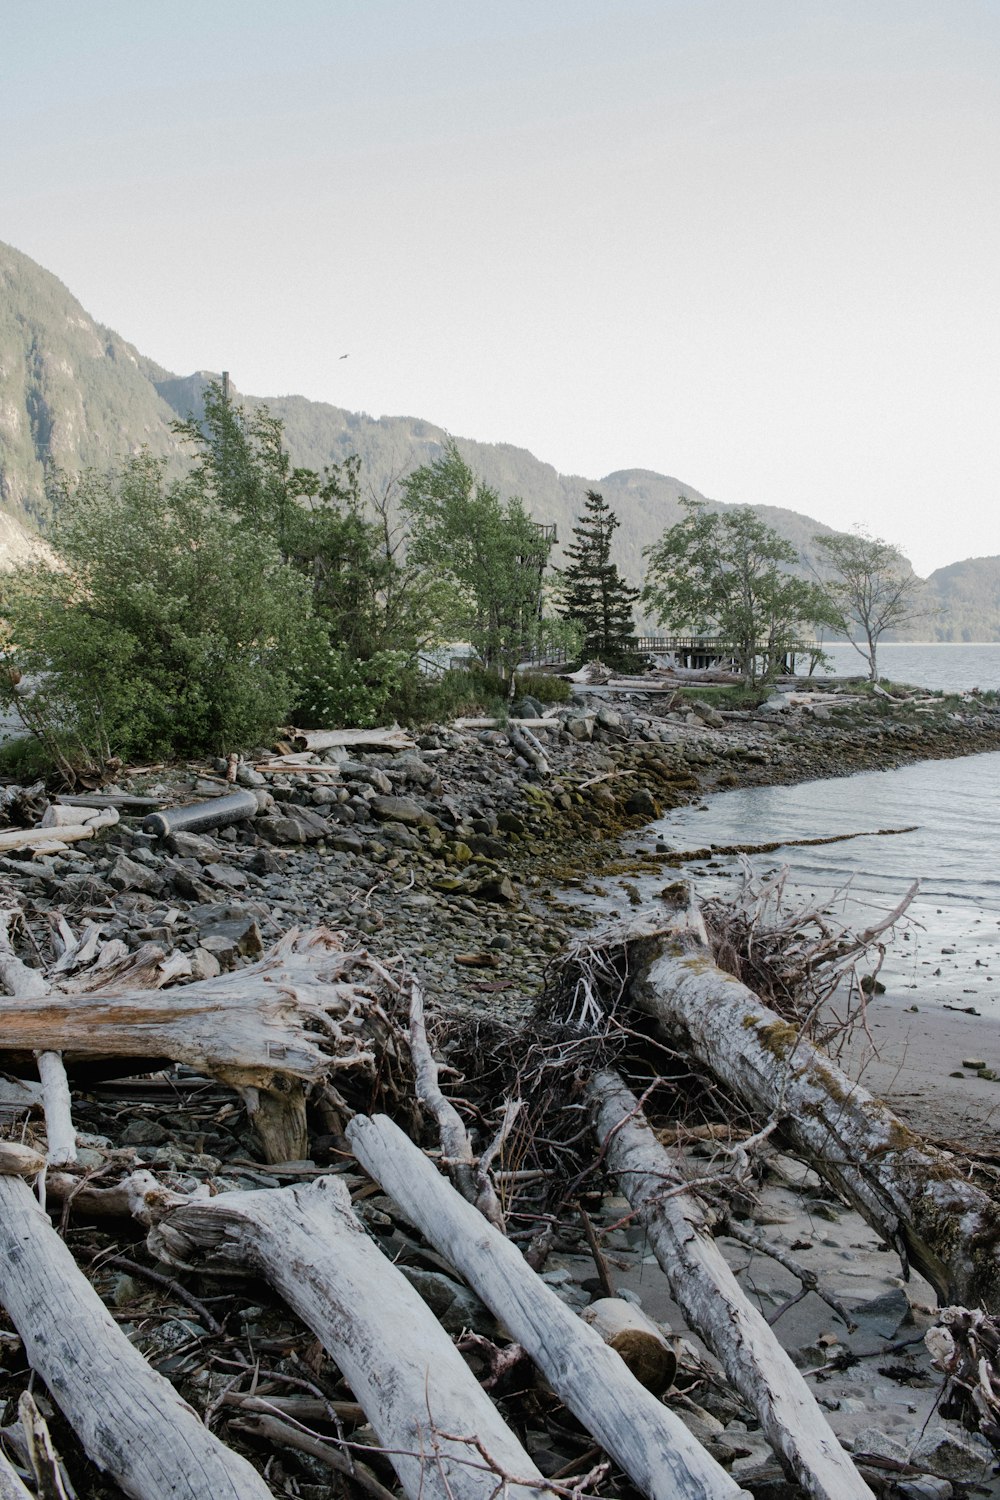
0;928;396;1163
348;1112;751;1500
507;728;550;775
0;1175;273;1500
291;726;415;753
626;916;1000;1309
588;1069;874;1500
152;1174;554;1500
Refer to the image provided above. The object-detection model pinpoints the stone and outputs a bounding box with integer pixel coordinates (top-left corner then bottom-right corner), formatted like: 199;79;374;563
203;862;249;891
564;716;593;741
909;1430;992;1483
849;1287;911;1339
899;1481;953;1500
370;795;432;827
235;765;266;788
689;700;724;728
398;1267;497;1335
108;853;163;895
624;787;660;818
120;1119;169;1146
189;946;222;981
195;915;263;964
167;831;219;862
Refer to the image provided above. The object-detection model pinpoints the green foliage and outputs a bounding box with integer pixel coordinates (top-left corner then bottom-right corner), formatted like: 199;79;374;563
402;442;555;676
643;499;841;684
0;444;312;773
294;641;410;730
559;490;640;666
814;527;929;681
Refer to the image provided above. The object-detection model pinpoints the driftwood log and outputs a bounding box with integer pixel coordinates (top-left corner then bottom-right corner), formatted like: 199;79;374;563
153;1174;555;1500
348;1112;752;1500
625;915;1000;1308
0;1450;33;1500
0;1174;272;1500
588;1069;875;1500
0;928;395;1162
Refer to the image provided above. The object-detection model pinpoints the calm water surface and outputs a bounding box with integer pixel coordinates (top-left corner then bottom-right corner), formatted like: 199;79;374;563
817;641;1000;693
628;751;1000;1012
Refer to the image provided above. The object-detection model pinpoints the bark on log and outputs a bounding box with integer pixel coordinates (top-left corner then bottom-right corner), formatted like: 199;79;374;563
588;1069;875;1500
152;1174;555;1500
627;921;1000;1309
0;1175;273;1500
348;1112;751;1500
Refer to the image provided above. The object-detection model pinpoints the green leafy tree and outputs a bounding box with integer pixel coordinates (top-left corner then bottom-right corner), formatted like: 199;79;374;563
0;450;312;773
559;490;640;665
643;499;839;683
401;441;555;677
814;527;927;682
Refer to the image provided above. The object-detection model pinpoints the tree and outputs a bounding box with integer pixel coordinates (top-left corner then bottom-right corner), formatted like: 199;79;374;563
814;527;927;682
643;499;839;684
0;449;312;773
401;441;555;677
559;491;640;666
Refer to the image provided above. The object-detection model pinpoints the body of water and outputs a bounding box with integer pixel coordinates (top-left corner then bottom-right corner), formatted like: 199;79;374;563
635;751;1000;1012
814;641;1000;694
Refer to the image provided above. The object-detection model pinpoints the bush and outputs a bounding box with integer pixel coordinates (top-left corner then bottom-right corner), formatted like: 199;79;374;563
0;454;312;774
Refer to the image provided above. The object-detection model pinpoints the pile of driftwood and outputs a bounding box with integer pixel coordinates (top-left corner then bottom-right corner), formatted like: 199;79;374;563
1;882;1000;1499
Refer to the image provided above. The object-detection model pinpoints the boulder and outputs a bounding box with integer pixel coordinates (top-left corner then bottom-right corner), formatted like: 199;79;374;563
370;794;434;827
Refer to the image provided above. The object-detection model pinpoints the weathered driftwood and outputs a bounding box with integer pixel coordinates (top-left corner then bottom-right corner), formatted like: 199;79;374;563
0;1175;272;1500
588;1069;874;1500
0;1142;46;1177
0;807;118;853
408;980;505;1227
291;726;415;753
0;1449;33;1500
152;1174;554;1500
0;911;77;1165
15;1393;72;1500
348;1112;751;1500
0;928;392;1163
626;917;1000;1308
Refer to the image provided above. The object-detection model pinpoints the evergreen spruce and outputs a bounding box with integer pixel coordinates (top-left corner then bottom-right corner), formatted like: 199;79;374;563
560;490;641;665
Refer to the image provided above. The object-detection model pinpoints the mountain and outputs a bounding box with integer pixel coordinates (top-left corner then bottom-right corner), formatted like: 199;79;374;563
0;239;994;638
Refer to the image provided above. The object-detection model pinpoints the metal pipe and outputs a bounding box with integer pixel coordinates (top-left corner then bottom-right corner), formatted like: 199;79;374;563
142;789;258;839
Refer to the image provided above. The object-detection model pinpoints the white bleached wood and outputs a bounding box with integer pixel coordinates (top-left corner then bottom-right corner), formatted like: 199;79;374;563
291;726;415;752
153;1174;554;1500
0;1450;33;1500
0;808;118;853
0;911;77;1166
35;1051;77;1166
588;1069;874;1500
0;1175;273;1500
348;1112;750;1500
628;919;1000;1309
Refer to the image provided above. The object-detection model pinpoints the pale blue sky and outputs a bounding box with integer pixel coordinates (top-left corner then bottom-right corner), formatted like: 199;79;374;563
3;1;998;575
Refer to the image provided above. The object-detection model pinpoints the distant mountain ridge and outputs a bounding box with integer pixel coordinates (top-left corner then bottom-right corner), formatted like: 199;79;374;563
0;239;994;640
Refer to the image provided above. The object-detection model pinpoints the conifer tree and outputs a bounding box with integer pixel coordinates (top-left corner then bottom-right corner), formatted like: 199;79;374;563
559;490;640;665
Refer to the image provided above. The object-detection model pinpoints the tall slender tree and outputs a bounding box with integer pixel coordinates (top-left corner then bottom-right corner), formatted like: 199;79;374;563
559;491;640;665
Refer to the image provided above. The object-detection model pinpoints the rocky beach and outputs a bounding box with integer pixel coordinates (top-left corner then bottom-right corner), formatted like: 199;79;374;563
3;677;1000;1499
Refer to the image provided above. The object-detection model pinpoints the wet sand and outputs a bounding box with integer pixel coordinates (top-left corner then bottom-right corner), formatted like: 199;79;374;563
836;988;1000;1152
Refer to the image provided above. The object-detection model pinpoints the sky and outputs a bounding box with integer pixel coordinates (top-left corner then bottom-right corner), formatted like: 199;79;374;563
2;0;998;576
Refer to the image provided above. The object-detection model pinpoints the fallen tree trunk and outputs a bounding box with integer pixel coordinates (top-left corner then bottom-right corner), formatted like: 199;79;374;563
348;1112;751;1500
626;918;1000;1309
588;1069;875;1500
0;928;399;1162
0;1174;272;1500
0;1451;33;1500
291;726;415;753
152;1174;555;1500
